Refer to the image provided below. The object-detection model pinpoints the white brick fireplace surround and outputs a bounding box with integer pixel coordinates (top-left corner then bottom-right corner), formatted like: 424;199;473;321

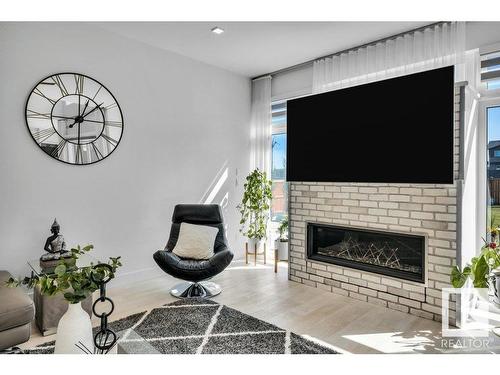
288;88;461;322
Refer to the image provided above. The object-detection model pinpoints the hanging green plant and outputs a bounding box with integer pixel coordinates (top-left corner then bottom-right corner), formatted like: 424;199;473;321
238;169;273;240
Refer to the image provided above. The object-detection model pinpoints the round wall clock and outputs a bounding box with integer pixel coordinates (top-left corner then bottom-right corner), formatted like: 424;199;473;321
25;73;123;165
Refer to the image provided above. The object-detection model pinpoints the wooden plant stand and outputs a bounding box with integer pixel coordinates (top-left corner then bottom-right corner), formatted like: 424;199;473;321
245;241;266;265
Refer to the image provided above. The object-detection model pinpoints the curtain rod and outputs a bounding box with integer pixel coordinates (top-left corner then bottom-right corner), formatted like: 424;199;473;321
251;21;447;81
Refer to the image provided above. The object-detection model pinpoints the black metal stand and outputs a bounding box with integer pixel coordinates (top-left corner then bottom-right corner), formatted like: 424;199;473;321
76;263;117;354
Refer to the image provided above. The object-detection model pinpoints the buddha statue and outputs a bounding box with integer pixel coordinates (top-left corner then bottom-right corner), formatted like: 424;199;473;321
43;218;67;254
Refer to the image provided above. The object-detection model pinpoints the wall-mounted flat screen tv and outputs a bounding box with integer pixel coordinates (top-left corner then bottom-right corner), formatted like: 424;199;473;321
286;66;455;184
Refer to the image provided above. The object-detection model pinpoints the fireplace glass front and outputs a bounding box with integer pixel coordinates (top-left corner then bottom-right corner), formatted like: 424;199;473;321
307;223;425;283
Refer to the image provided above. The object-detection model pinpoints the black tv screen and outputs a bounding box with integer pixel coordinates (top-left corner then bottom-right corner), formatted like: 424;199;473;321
286;66;455;184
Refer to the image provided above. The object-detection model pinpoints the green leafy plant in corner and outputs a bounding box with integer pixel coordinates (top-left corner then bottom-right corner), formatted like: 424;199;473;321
450;240;500;288
277;215;289;242
6;245;122;304
238;168;273;240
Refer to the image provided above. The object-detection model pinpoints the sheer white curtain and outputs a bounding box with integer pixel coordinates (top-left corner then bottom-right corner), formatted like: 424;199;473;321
313;22;466;93
250;76;272;175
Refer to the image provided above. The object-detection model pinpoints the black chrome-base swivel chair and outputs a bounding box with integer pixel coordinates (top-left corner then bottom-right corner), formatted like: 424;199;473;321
153;204;234;298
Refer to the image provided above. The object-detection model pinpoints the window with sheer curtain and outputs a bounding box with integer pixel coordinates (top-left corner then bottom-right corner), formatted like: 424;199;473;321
312;22;466;93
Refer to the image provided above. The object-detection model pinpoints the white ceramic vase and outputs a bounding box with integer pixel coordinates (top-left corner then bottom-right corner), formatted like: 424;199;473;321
247;238;263;253
277;241;289;261
54;302;94;354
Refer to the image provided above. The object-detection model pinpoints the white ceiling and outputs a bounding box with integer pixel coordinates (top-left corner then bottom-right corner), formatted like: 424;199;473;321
98;22;429;77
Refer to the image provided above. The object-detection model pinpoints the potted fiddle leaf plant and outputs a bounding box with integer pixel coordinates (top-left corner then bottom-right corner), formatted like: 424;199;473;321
450;239;500;289
238;168;273;254
276;216;289;261
7;244;122;354
450;238;500;321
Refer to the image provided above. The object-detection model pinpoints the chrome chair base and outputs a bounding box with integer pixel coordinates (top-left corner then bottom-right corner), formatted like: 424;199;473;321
170;281;222;299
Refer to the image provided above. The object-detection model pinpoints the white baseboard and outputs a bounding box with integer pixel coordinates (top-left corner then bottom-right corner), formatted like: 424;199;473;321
109;267;165;288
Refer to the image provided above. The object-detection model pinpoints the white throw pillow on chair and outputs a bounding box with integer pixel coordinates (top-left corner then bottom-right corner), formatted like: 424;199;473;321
172;222;218;260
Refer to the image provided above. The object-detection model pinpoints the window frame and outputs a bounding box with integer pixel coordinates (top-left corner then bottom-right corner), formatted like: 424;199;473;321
270;100;288;224
271;132;287;181
271;101;287;134
480;97;500;241
479;44;500;98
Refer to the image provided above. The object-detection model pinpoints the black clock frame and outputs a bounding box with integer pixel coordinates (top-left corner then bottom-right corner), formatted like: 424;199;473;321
25;72;124;166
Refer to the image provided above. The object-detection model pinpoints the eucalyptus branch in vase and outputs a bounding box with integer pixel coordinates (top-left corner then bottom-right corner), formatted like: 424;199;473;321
6;244;122;304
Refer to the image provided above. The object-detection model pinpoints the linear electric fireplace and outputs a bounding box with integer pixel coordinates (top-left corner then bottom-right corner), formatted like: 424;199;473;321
307;223;426;283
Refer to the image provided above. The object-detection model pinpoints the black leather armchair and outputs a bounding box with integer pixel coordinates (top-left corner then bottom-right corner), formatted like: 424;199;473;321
153;204;234;298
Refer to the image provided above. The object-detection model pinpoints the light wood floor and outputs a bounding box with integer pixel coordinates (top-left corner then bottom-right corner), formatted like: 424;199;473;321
20;260;500;354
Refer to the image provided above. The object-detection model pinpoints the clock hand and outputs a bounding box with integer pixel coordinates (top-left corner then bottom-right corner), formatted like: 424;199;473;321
78;118;102;124
52;115;76;120
80;100;90;117
82;102;104;119
68;99;90;128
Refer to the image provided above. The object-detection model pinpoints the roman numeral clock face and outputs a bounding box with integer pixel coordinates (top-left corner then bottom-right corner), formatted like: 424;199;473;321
25;73;123;165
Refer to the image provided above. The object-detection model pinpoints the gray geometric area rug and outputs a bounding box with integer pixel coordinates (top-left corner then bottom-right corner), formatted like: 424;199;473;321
25;298;340;354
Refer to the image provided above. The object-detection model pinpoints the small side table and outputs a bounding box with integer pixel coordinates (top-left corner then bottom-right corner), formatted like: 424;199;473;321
245;242;266;265
28;255;96;336
33;286;92;336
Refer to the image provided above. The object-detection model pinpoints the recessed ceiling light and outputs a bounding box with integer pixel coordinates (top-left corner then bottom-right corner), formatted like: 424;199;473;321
211;26;224;35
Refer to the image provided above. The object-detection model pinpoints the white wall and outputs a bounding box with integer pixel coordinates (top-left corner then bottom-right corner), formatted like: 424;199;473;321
0;23;251;279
